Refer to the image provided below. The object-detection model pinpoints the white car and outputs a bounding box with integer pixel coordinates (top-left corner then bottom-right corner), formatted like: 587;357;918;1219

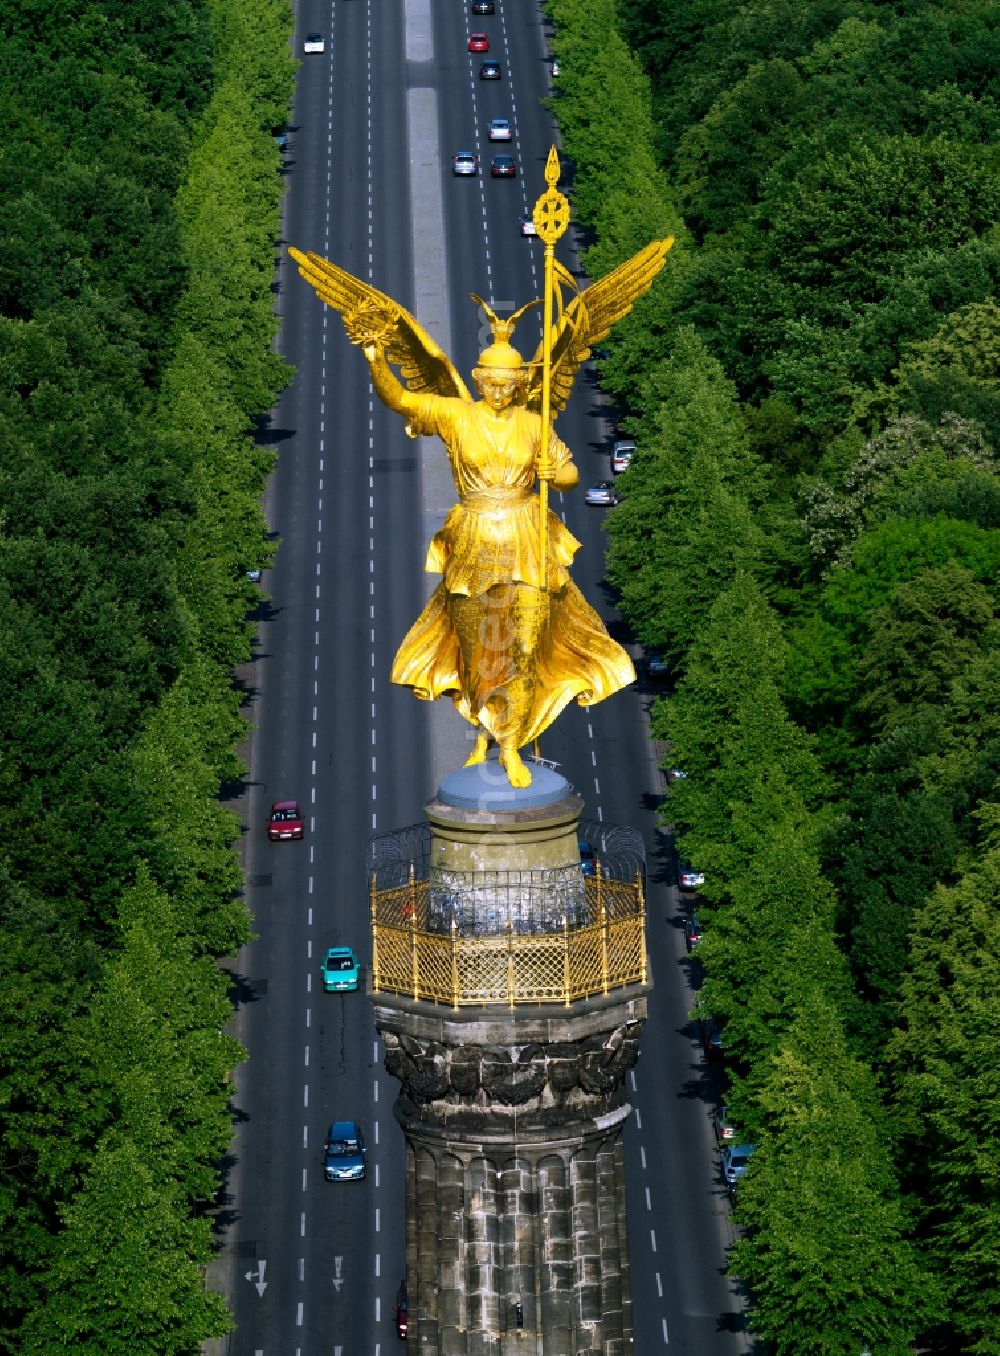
488;118;513;142
452;151;478;177
584;481;619;507
678;863;705;891
303;32;325;54
611;438;636;474
520;216;538;238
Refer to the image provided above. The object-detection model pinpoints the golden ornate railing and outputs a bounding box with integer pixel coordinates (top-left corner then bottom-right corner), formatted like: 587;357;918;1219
370;866;647;1008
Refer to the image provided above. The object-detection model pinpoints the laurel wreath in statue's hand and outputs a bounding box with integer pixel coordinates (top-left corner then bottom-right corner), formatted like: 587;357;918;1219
346;300;396;356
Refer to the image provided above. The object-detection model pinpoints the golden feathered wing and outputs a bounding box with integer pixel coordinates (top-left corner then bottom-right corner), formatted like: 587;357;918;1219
288;248;473;402
525;237;674;415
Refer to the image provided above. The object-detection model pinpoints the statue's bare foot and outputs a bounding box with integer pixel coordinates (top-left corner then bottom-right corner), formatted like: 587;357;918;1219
464;732;490;767
500;746;533;788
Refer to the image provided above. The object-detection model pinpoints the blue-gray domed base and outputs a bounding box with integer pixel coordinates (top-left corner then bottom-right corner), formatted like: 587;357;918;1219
437;749;570;812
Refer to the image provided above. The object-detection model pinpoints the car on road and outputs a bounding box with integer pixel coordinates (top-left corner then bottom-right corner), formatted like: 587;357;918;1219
320;946;360;993
468;32;490;52
611;438;636;473
713;1105;738;1145
579;841;597;877
471;0;494;11
452;151;478;176
644;649;671;680
302;32;325;54
584;481;619;507
520;215;538;237
488;117;512;142
323;1121;367;1181
479;60;501;79
395;1280;409;1338
267;800;304;841
701;1018;727;1061
721;1142;756;1193
684;915;704;951
490;154;516;178
678;862;705;891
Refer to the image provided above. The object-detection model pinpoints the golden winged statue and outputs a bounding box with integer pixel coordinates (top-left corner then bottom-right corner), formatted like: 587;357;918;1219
290;170;672;787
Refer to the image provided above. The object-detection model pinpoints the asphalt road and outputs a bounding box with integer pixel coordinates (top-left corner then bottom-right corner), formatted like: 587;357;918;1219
214;1;753;1352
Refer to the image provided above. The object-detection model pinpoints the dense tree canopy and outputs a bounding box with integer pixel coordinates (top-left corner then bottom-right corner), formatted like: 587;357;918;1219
548;0;999;1347
0;0;294;1344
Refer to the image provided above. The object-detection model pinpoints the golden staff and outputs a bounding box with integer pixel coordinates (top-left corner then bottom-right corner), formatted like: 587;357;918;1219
532;146;571;604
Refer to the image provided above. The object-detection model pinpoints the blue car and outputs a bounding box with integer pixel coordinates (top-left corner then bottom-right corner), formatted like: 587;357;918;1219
323;1121;366;1181
320;946;360;993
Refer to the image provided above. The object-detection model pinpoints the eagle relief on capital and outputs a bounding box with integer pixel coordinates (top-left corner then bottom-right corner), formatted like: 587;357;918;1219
382;1025;643;1118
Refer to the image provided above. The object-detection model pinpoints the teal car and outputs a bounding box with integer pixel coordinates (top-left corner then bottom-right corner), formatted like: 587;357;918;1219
321;946;360;993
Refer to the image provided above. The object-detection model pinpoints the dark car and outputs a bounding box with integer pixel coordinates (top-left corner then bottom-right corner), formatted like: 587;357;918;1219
471;0;495;11
684;915;703;952
479;60;501;79
579;841;597;877
490;154;516;178
395;1280;409;1339
701;1018;727;1062
267;800;304;841
323;1120;366;1181
713;1104;738;1145
644;649;671;680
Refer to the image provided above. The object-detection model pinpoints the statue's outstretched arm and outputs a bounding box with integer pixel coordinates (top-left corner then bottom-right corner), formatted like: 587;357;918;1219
364;342;419;420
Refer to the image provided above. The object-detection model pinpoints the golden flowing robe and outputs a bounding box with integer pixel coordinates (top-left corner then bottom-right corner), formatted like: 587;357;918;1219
391;394;635;748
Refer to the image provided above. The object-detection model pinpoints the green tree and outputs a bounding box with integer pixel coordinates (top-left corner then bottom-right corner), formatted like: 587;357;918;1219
19;1142;231;1355
732;997;929;1356
606;329;765;659
855;562;995;734
888;810;1000;1354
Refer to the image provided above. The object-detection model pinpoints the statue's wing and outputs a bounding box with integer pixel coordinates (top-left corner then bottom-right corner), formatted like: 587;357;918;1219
525;237;674;414
289;248;472;401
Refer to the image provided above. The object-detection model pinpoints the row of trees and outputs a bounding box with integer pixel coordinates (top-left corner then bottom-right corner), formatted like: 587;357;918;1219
0;0;295;1348
547;0;998;1350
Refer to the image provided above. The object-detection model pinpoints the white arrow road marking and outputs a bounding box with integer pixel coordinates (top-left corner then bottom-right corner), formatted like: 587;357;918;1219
244;1259;267;1297
333;1255;344;1291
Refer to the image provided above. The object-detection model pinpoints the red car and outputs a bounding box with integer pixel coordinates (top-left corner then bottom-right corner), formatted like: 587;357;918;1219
395;1280;408;1339
267;800;304;841
468;32;489;52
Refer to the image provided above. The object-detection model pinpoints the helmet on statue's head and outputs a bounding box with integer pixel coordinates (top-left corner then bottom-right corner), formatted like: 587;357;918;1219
470;294;540;390
475;337;525;372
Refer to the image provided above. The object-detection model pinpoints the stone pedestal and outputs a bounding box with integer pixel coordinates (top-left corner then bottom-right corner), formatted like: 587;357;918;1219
371;758;650;1354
